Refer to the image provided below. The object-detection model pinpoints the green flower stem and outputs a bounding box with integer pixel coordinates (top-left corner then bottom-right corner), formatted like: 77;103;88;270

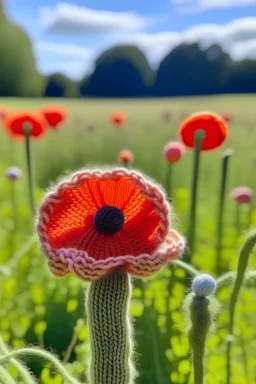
186;130;206;261
10;181;17;231
184;294;217;384
226;230;256;384
235;203;241;236
172;259;200;277
165;162;172;198
23;123;35;217
86;269;134;384
0;348;81;384
0;338;35;384
216;150;233;274
247;201;253;229
0;367;16;384
216;270;256;289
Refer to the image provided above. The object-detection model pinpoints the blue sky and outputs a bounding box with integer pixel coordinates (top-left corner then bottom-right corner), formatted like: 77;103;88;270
4;0;256;80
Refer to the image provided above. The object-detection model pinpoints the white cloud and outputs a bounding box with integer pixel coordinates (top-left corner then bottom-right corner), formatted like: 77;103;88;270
171;0;256;13
116;17;256;64
35;17;256;80
231;39;256;60
35;42;93;59
40;3;149;34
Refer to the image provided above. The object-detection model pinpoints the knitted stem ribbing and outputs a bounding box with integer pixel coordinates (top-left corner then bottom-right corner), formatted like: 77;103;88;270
86;269;134;384
186;295;214;384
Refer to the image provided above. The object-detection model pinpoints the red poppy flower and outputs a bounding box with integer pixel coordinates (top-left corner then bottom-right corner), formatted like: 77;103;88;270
41;106;67;129
4;112;47;140
180;112;228;151
37;168;184;281
0;106;9;120
231;187;253;204
111;112;127;126
119;150;134;165
163;142;186;163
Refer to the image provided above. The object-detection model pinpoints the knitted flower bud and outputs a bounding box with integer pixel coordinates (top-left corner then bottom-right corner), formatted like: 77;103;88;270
5;166;22;181
192;274;216;297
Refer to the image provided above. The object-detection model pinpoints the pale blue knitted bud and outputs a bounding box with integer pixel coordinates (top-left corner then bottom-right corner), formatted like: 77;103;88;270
192;274;216;297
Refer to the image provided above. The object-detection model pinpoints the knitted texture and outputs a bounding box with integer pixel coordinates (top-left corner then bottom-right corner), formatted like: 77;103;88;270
192;274;216;297
86;269;134;384
180;112;228;151
183;290;219;384
37;168;185;281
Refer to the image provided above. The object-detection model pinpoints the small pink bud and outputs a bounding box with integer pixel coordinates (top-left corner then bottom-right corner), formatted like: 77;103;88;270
163;141;186;163
231;187;253;204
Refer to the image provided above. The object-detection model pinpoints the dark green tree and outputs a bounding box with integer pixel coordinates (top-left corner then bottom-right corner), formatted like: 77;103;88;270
44;73;78;97
0;0;44;97
226;59;256;94
154;43;230;97
80;45;153;97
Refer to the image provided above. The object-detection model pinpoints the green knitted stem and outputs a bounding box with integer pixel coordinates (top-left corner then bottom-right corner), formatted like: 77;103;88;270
186;129;205;261
188;296;211;384
86;269;134;384
23;123;35;217
226;230;256;384
0;337;35;384
216;150;232;274
165;162;172;198
0;367;16;384
0;348;80;384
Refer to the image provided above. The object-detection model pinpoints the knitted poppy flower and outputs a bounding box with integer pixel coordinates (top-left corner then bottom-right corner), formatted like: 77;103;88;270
119;150;134;165
4;112;47;140
111;112;127;126
180;112;228;151
231;187;253;204
37;168;184;281
163;142;186;163
41;106;67;129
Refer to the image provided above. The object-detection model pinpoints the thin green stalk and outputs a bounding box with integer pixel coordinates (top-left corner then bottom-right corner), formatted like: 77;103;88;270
10;182;17;231
186;130;206;261
247;201;253;229
183;293;218;384
0;348;81;384
216;149;233;275
23;123;35;217
235;203;241;237
226;230;256;384
0;367;16;384
86;269;134;384
165;162;172;198
0;338;35;384
172;259;200;277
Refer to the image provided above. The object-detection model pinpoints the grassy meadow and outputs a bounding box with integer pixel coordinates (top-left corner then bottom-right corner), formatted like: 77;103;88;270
0;95;256;384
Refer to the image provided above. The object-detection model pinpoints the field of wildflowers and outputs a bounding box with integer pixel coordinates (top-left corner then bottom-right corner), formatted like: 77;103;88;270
0;95;256;384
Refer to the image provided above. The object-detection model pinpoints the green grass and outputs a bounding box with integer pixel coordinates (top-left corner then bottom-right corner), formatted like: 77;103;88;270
0;95;256;384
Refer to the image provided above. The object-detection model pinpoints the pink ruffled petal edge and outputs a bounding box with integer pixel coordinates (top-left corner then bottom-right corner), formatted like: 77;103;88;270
41;229;185;281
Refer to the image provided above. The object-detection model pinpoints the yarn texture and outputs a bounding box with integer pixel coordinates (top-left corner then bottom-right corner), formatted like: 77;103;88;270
37;168;184;281
192;274;216;297
86;269;134;384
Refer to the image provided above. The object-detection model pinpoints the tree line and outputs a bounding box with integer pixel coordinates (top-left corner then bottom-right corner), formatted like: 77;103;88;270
1;0;256;98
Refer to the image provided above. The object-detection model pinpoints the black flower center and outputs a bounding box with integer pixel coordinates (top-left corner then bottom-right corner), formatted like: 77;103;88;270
94;205;125;235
